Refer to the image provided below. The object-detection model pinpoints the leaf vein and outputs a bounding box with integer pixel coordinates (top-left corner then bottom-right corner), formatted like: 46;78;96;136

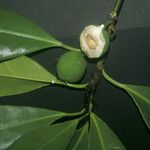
0;113;64;131
38;122;76;150
0;28;60;46
72;125;87;150
92;114;106;150
126;86;150;105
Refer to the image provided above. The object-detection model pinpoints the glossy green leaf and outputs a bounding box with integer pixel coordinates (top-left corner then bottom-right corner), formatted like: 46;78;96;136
0;56;56;97
0;105;66;150
125;85;150;129
0;104;126;150
89;113;126;150
0;7;80;61
68;124;89;150
68;114;126;150
8;120;78;150
102;69;150;129
0;56;87;97
0;7;63;61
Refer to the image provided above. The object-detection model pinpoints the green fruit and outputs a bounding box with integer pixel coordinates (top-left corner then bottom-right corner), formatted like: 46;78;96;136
57;51;86;83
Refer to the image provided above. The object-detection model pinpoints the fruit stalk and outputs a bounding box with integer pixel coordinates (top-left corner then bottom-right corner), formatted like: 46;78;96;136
84;0;124;113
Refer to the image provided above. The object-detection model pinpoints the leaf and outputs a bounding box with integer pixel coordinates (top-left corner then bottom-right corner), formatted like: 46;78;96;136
68;124;89;150
88;113;126;150
68;114;126;150
0;7;62;61
0;56;56;97
8;120;78;150
0;56;87;97
0;105;66;150
0;7;80;61
102;69;150;129
125;85;150;129
0;105;125;150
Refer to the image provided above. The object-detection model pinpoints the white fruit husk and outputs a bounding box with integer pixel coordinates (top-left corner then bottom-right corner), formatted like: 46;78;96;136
80;24;108;58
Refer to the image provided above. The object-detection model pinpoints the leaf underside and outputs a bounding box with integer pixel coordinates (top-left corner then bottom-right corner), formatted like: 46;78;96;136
0;7;61;61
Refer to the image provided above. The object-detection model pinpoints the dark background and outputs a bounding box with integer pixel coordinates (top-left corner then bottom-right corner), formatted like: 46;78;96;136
0;0;150;149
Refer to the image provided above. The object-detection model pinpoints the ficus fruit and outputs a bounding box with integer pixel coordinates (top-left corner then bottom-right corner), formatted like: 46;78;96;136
80;24;110;58
56;51;86;83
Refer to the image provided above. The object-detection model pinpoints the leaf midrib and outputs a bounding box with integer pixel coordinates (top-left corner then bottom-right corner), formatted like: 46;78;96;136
0;113;64;131
72;125;87;150
0;28;61;46
0;74;55;84
0;59;56;83
92;114;106;150
126;85;150;105
38;121;76;150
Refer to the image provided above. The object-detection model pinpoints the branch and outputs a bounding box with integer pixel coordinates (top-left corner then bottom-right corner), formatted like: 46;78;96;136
84;0;124;113
108;0;124;40
111;0;124;18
